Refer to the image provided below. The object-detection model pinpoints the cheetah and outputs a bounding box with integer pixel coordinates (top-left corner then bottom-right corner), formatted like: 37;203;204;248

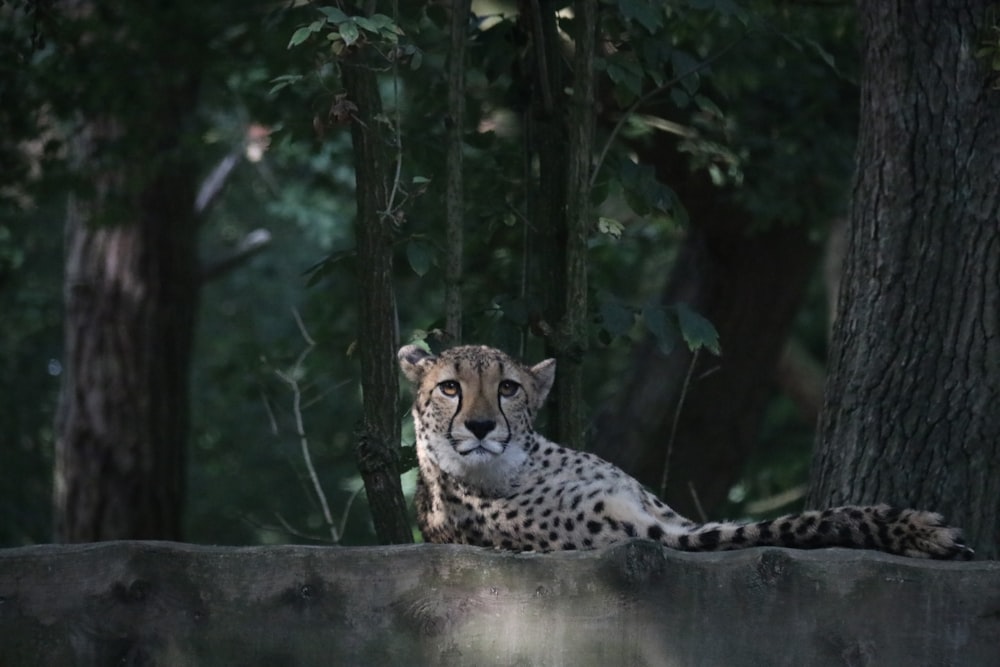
398;344;973;559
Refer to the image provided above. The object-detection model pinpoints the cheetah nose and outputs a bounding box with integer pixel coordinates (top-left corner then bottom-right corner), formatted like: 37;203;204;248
465;419;496;440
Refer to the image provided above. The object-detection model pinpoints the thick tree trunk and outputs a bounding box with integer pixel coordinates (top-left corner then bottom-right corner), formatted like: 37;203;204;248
594;211;820;518
340;58;413;545
51;1;207;541
593;131;823;518
56;134;199;542
808;1;1000;558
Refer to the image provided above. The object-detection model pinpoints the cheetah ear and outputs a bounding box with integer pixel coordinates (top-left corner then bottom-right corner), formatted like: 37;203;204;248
398;344;436;385
529;358;556;408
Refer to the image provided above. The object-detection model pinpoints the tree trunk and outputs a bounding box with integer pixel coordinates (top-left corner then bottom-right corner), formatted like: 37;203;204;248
520;0;567;339
593;132;823;519
444;0;471;343
808;0;1000;559
340;57;413;545
519;0;594;449
51;1;208;542
56;128;200;542
556;0;597;449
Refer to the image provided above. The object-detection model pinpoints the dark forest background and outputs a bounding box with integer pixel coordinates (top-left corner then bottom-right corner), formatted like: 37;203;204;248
2;0;997;557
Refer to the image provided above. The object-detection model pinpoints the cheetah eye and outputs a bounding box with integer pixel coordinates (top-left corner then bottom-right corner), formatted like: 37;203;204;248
438;380;461;397
498;380;520;398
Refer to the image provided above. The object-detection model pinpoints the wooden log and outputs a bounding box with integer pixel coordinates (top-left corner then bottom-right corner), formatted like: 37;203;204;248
1;540;998;666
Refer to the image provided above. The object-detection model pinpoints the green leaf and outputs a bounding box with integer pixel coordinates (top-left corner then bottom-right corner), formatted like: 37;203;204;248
597;217;624;240
671;50;702;94
606;54;646;97
642;304;679;355
599;297;635;337
287;26;314;49
590;177;610;207
617;0;663;33
618;160;677;217
694;94;723;118
411;176;431;185
287;20;325;49
409;49;423;70
406;239;434;277
353;16;379;33
339;21;360;46
670;88;690;109
318;6;349;24
268;74;303;96
675;303;721;355
367;14;397;30
713;0;750;24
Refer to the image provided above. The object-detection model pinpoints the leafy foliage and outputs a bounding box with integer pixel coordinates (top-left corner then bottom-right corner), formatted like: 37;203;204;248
0;0;859;544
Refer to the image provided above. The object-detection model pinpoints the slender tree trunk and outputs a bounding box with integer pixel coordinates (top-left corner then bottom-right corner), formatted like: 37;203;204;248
519;0;595;449
522;0;567;347
340;57;413;545
56;126;200;542
444;0;470;343
808;0;1000;558
557;0;597;448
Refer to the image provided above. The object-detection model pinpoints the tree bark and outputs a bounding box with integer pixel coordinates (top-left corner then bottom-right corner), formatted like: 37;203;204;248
444;0;471;343
56;123;200;541
556;0;597;449
808;0;1000;559
340;56;413;545
521;0;567;347
594;213;820;519
519;0;594;449
51;2;207;542
593;131;823;518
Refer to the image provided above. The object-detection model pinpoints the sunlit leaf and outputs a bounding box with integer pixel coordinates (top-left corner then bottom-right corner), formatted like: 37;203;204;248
675;302;721;355
287;27;313;49
339;21;360;46
598;217;624;240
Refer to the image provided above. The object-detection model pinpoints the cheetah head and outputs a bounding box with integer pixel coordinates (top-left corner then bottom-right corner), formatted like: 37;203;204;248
398;344;555;490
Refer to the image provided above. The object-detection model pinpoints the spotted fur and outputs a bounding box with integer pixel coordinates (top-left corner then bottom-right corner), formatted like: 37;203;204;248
398;344;973;559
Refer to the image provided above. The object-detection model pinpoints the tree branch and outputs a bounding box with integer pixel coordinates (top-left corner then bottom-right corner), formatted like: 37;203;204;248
194;148;242;216
199;228;272;283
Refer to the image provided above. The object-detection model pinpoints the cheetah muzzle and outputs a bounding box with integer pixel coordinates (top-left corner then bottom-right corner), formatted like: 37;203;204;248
398;344;974;560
